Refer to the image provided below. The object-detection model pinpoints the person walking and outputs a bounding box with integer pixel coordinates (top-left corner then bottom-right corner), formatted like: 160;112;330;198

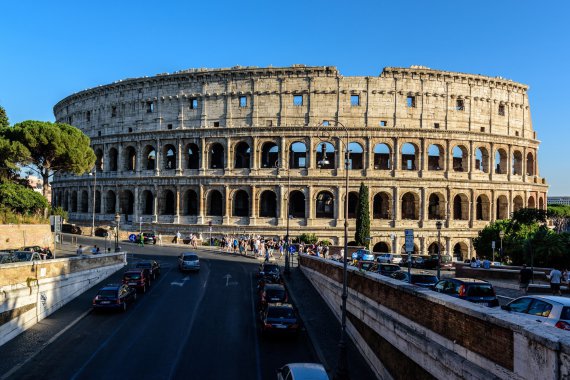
157;233;163;246
176;231;182;244
549;267;563;296
519;264;533;295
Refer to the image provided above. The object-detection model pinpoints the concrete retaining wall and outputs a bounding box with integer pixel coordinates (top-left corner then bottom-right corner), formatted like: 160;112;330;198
300;254;570;380
0;224;54;251
0;253;126;347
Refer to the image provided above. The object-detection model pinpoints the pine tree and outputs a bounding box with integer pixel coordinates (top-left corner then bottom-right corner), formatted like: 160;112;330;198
0;106;9;129
355;182;370;248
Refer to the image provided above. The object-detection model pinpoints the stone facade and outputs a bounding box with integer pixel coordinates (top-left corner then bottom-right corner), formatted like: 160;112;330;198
51;65;548;259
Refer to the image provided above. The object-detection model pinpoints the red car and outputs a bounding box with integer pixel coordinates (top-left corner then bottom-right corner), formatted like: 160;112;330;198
122;269;151;293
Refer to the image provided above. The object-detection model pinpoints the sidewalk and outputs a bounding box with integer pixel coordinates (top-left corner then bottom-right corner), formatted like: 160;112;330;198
284;265;377;379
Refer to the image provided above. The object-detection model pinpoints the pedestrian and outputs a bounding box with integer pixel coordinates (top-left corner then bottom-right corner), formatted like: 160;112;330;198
519;264;533;295
76;245;83;255
549;267;563;296
176;231;182;244
91;245;98;254
139;234;144;247
157;233;163;246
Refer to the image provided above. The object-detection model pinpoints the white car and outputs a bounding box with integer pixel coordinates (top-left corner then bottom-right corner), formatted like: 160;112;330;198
501;295;570;331
178;252;200;272
277;363;329;380
376;253;403;265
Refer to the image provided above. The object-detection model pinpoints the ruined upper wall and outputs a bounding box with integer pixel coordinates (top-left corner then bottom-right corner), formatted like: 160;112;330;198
53;65;535;141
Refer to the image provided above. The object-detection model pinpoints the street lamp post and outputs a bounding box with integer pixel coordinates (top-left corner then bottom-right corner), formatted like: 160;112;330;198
436;221;443;279
90;168;97;236
114;212;121;252
317;120;350;380
499;230;505;262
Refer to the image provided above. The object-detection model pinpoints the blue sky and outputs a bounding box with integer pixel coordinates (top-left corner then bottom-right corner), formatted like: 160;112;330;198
0;0;568;193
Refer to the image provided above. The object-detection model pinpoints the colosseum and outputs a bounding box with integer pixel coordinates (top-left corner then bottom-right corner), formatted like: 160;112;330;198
52;64;548;260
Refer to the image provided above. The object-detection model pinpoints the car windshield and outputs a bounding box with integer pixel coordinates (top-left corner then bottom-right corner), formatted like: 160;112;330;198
412;275;438;283
266;289;285;298
264;265;279;272
183;255;197;261
440;256;452;263
467;285;494;297
98;290;117;297
267;307;295;319
124;273;141;280
382;265;399;272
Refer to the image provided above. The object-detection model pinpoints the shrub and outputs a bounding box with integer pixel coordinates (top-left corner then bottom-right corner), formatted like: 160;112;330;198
299;233;318;244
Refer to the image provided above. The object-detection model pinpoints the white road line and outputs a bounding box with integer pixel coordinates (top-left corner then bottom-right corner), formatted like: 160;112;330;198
1;308;92;380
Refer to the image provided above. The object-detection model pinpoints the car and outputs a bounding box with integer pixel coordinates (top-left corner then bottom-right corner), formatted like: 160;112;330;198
94;227;109;237
390;271;439;288
260;302;300;336
92;284;137;312
376;253;403;265
377;263;401;277
22;246;53;259
351;249;375;262
258;263;282;282
12;251;44;262
62;223;82;234
135;260;161;280
259;283;288;308
137;232;157;244
419;254;453;270
400;254;420;268
179;252;200;272
277;363;329;380
359;261;377;272
501;295;570;331
433;278;499;307
122;269;151;293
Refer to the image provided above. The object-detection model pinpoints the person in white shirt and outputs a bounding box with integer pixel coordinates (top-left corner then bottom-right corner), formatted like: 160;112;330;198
549;267;563;296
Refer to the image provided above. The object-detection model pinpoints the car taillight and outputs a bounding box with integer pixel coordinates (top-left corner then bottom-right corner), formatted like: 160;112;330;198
555;321;570;331
458;285;466;297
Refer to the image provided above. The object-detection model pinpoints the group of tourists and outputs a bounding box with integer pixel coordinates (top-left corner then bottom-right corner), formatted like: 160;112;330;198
519;264;568;296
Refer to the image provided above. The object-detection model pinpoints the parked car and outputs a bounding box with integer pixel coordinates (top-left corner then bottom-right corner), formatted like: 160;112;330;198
21;246;53;259
92;284;137;312
259;283;288;308
433;278;499;307
137;232;157;244
178;252;200;272
94;227;109;237
400;254;420;267
277;363;329;380
11;251;44;262
258;263;282;283
377;263;401;277
351;249;375;262
501;295;570;331
62;223;82;234
122;269;151;293
376;253;403;265
391;271;439;288
260;302;300;336
135;260;161;280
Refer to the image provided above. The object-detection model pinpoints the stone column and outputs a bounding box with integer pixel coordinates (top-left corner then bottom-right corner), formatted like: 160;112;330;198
175;185;181;224
249;185;257;224
365;137;373;172
200;82;208;126
198;185;205;224
251;137;258;170
224;186;231;224
419;138;426;176
155;139;161;176
136;141;142;172
446;187;451;227
468;140;474;178
445;139;452;177
470;188;476;228
489;142;495;181
392;137;399;175
280;137;287;168
507;144;512;180
393;186;399;226
133;187;139;223
200;138;207;172
176;138;182;175
420;187;426;227
306;186;313;226
153;186;158;223
226;138;232;170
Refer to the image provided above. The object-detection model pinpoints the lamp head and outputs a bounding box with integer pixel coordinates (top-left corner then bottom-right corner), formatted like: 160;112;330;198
436;221;443;230
499;230;505;239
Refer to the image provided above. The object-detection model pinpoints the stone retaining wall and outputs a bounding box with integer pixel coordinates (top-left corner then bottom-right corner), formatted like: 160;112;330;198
0;224;54;252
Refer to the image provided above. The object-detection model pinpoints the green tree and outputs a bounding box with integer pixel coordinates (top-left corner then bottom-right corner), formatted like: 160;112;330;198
6;121;96;196
299;233;318;245
0;180;48;214
0;106;9;129
548;205;570;233
50;206;69;222
0;136;30;180
355;182;370;248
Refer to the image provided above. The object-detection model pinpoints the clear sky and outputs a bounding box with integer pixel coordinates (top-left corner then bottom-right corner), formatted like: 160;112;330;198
0;0;568;193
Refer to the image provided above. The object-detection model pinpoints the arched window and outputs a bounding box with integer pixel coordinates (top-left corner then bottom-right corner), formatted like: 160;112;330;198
95;191;101;213
208;190;223;216
373;192;391;219
261;142;279;168
513;195;523;212
526;152;535;176
141;190;153;215
163;190;175;215
210;143;224;169
476;195;490;221
528;195;536;209
164;145;176;170
428;193;444;220
95;149;104;171
186;143;200;169
347;192;359;219
125;146;136;171
373;242;390;253
289;142;307;169
428;145;444;171
401;192;417;219
495;149;507;174
234;142;251;169
316;191;334;218
81;190;88;212
401;143;417;171
144;146;156;170
512;151;522;175
233;190;249;216
109;148;118;172
106;190;116;214
427;242;443;255
475;147;489;173
453;194;469;220
539;197;544;210
496;195;508;219
316;142;335;169
184;190;198;215
373;143;391;170
348;142;363;170
452;146;468;172
453;242;468;261
120;190;134;215
259;190;277;217
289;190;306;218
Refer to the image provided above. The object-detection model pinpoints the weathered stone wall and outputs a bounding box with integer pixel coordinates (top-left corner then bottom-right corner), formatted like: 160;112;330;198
299;254;569;380
0;224;53;251
51;65;548;259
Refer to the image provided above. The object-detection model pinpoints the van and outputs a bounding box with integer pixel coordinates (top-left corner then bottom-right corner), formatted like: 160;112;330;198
376;253;403;265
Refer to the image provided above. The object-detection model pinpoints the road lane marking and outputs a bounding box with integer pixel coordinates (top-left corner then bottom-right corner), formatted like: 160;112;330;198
170;275;191;287
1;308;92;380
223;274;238;287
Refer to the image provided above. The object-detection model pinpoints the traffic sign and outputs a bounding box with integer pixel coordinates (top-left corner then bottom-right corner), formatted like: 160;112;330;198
404;229;414;253
129;234;137;242
491;241;496;249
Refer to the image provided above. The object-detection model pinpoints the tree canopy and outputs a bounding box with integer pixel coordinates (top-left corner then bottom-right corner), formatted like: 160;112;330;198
0;180;48;215
0;106;9;129
5;121;96;196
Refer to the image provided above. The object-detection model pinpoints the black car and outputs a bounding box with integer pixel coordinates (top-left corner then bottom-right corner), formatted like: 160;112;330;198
92;284;137;312
390;271;439;288
137;232;157;244
62;223;82;234
258;263;281;282
433;278;499;307
259;283;288;308
377;263;401;277
259;303;300;336
122;269;151;293
135;260;161;280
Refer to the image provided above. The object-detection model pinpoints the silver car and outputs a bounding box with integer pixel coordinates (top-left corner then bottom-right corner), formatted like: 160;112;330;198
178;252;200;272
501;295;570;331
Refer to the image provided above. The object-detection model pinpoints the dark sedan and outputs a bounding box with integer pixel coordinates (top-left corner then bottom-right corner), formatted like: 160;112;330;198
390;271;439;288
122;269;151;293
137;232;157;244
259;283;288;308
260;303;300;336
135;260;161;280
433;278;499;307
92;284;137;312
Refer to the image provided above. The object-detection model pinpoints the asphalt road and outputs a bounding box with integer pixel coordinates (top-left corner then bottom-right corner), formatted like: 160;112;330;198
1;239;316;380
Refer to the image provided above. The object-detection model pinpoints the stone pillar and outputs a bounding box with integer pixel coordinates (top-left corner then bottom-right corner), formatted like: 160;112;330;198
175;185;181;224
507;144;512;180
251;137;258;170
306;187;313;226
446;187;451;227
280;137;287;168
153;187;158;223
155;139;161;176
445;139;452;177
200;82;208;126
136;141;142;172
420;187;426;227
198;185;205;224
334;185;341;225
393;186;400;225
419;138;426;176
226;138;232;170
249;185;257;224
224;186;231;224
392;137;399;174
200;138;207;172
365;137;373;172
133;187;139;222
470;188;476;228
176;138;182;175
468;140;474;178
489;142;495;181
307;137;314;169
103;143;109;172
